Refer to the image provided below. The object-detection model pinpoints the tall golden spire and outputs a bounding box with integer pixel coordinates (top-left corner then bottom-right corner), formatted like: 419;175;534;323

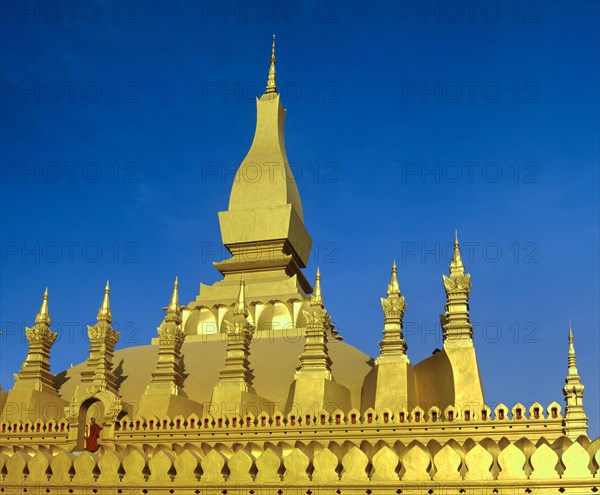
140;276;188;405
289;264;352;415
217;33;313;297
265;34;277;94
366;262;412;412
97;281;112;323
13;288;59;394
449;229;465;276
35;288;51;326
563;323;588;438
378;260;408;360
297;269;333;379
214;277;257;400
311;268;323;306
441;232;473;347
387;260;401;297
79;280;120;394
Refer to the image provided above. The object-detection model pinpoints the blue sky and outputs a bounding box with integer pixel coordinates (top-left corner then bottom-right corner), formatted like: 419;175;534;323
1;1;598;436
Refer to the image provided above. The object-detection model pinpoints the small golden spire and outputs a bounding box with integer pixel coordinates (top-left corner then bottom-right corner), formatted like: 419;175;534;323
563;321;588;438
35;288;51;325
449;230;465;276
387;260;401;297
265;34;278;94
234;277;248;316
97;281;112;323
168;276;179;314
311;267;323;306
568;323;578;375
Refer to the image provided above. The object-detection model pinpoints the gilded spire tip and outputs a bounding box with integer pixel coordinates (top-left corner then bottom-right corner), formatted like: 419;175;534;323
35;287;51;325
168;276;180;314
387;260;401;297
567;323;578;375
235;276;247;315
449;231;465;276
97;280;112;323
265;35;278;94
311;267;323;306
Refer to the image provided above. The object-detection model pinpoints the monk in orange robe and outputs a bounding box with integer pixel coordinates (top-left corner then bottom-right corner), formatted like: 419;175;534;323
84;417;102;452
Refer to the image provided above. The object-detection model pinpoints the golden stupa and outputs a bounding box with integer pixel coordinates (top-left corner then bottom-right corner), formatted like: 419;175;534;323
1;37;598;494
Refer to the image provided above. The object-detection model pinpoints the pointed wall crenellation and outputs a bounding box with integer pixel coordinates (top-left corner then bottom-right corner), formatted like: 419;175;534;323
562;325;588;438
83;401;561;433
3;438;596;489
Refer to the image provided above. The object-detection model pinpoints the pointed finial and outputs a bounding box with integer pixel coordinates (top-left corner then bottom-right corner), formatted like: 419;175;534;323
387;260;401;297
449;230;465;275
234;277;248;315
265;34;278;94
568;323;578;375
311;268;323;306
167;276;180;314
35;288;51;325
97;281;112;323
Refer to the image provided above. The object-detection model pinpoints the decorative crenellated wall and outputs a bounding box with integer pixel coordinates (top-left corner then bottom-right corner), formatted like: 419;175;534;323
1;435;598;494
0;402;570;449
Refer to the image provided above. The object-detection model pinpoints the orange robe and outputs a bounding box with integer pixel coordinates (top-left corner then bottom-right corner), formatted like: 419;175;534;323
84;423;102;452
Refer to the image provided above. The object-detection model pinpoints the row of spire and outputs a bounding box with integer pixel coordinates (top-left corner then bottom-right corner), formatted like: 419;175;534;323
19;233;586;426
24;234;582;380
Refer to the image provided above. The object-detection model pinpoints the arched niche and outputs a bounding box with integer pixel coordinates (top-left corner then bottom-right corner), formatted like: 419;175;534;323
66;389;126;450
256;300;293;337
185;306;219;336
76;397;104;450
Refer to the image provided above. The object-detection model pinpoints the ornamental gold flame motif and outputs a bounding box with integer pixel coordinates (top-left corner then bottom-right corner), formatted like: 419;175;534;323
380;296;407;319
